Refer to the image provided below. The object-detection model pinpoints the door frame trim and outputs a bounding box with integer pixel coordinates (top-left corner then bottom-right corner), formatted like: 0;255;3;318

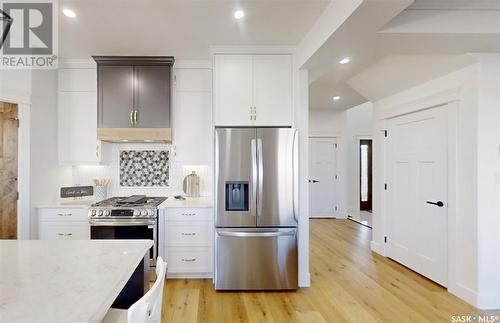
0;91;31;240
381;100;458;291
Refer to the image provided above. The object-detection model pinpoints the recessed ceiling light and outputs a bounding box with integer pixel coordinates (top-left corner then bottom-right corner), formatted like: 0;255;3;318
62;8;76;18
234;10;245;19
339;57;350;65
333;96;341;101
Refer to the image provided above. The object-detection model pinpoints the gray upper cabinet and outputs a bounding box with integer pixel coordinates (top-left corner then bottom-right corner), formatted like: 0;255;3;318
94;56;174;129
98;65;135;128
135;65;171;128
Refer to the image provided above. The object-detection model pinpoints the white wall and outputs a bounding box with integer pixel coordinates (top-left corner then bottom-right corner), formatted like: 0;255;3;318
309;108;346;137
371;58;500;309
30;71;73;237
344;102;373;213
474;54;500;309
308;102;373;218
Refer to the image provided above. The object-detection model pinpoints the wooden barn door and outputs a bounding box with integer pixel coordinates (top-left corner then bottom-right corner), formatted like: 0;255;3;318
0;102;18;239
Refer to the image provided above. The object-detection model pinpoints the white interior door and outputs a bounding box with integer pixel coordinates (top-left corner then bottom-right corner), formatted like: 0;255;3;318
386;106;448;286
309;137;337;218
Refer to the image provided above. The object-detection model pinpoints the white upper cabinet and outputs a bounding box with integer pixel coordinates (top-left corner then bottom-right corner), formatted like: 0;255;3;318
214;55;253;126
172;68;212;163
214;54;293;126
58;66;111;165
253;55;293;126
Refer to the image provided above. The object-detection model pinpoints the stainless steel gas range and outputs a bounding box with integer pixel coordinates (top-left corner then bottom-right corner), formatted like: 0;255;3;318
88;195;167;268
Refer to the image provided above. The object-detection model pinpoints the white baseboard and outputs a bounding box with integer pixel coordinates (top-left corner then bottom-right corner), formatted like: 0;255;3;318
370;240;386;256
299;272;311;287
450;283;500;310
309;216;336;219
448;282;481;308
167;272;213;279
477;294;500;310
309;211;347;219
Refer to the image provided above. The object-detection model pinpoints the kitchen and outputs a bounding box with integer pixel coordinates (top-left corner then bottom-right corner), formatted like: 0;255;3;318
2;0;500;322
2;10;306;321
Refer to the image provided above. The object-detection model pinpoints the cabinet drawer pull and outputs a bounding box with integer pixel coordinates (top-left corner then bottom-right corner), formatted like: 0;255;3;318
181;213;196;216
57;233;73;236
181;232;196;236
181;258;196;262
57;213;72;217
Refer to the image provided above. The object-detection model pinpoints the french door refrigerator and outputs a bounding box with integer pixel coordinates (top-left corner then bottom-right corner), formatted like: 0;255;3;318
214;127;298;290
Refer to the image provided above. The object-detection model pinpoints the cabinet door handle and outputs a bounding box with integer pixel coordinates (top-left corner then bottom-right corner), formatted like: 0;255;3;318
130;110;134;125
58;233;73;236
181;232;196;236
57;213;72;217
181;258;196;262
181;213;195;216
96;145;99;159
133;110;138;125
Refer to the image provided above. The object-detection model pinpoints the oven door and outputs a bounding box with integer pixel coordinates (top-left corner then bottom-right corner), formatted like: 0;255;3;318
90;221;157;267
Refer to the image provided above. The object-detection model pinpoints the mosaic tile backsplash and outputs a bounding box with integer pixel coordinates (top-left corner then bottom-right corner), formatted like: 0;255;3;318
120;150;169;187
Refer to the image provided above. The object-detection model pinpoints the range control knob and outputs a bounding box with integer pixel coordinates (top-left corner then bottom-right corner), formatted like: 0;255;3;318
98;210;103;216
90;210;96;217
104;210;110;216
133;210;140;216
141;210;148;216
147;210;155;216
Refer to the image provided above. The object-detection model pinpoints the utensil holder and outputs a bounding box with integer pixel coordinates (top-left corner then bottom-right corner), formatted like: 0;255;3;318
94;185;108;202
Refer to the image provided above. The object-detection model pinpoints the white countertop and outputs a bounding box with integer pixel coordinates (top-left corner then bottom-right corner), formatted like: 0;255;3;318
38;196;212;209
159;196;213;208
0;240;152;323
37;198;95;209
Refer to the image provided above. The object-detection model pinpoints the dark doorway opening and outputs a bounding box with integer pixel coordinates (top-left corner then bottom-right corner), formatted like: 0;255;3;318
359;139;372;211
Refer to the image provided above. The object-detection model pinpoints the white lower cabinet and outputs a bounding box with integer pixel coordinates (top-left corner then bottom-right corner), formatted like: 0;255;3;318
161;207;213;278
40;222;90;240
164;247;211;274
38;207;90;240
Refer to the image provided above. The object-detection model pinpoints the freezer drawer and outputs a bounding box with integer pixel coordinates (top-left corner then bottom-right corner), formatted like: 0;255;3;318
215;228;298;290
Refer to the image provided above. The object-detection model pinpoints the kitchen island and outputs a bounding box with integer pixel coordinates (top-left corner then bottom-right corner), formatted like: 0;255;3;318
0;240;152;323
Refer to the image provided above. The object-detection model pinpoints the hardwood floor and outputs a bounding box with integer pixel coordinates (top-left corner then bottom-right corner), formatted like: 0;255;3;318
162;219;494;322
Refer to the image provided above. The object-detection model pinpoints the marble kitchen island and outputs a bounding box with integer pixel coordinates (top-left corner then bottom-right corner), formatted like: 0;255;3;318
0;240;153;323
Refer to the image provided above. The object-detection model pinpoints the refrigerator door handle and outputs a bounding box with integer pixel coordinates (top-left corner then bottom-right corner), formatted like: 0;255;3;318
217;230;296;237
292;129;298;223
257;138;263;218
251;138;257;217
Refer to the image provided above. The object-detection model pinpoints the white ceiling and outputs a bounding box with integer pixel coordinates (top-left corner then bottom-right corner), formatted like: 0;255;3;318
59;0;329;59
347;54;477;101
406;0;500;10
307;0;500;109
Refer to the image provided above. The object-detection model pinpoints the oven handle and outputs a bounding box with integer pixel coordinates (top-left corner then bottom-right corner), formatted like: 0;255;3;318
89;221;156;227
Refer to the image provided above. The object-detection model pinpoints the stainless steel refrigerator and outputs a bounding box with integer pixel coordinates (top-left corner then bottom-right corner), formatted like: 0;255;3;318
214;127;298;290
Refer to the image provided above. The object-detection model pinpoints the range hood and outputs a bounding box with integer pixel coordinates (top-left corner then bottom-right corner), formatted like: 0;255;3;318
97;128;172;143
93;56;174;143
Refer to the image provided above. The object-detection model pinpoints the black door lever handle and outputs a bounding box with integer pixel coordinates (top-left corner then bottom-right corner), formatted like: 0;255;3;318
426;201;444;207
312;180;319;183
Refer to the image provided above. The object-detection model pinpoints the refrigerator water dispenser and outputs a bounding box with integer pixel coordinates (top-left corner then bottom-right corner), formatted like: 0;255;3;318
225;182;249;211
